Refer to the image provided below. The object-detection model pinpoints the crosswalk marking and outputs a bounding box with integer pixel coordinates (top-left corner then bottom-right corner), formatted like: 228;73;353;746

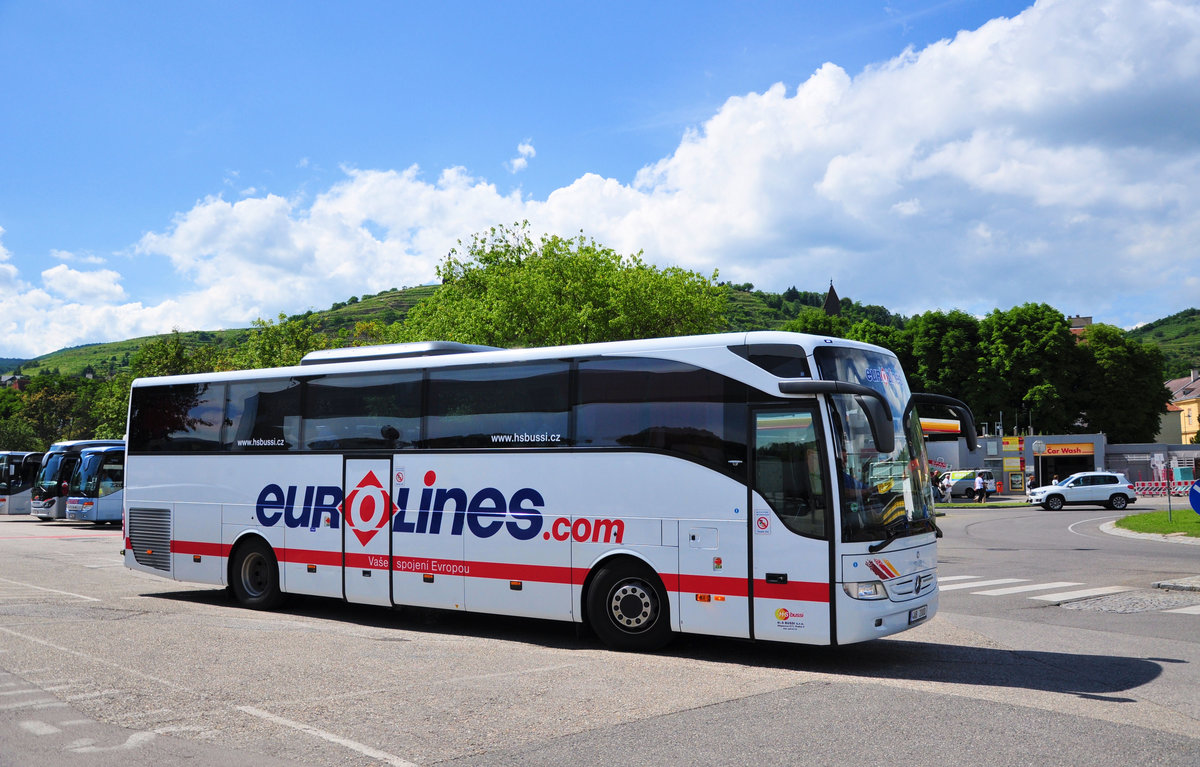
939;578;1025;591
971;581;1083;596
1029;586;1135;601
939;575;1200;614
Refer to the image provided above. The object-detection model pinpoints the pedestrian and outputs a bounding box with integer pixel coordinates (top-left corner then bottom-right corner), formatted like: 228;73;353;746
974;472;986;503
941;473;953;502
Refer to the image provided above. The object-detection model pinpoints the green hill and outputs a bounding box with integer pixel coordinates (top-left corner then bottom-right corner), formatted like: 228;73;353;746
14;282;1199;382
1126;308;1200;378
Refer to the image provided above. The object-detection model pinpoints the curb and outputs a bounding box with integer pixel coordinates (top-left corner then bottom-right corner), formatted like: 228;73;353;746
1099;520;1200;547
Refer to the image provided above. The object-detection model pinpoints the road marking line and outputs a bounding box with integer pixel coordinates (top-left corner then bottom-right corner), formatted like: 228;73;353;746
0;698;67;711
0;577;100;602
972;582;1084;596
20;720;61;736
0;688;41;696
937;575;980;582
1030;586;1134;602
939;578;1026;591
0;627;186;691
238;706;420;767
1163;604;1200;614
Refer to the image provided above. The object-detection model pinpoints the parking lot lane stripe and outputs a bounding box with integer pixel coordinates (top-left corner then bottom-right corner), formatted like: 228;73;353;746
939;579;1026;591
0;627;186;691
1163;604;1200;614
238;706;420;767
972;582;1083;596
19;720;61;736
1030;586;1134;602
0;577;100;602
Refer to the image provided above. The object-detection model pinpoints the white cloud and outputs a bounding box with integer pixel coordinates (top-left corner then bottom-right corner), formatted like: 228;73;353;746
41;264;126;302
3;0;1200;357
506;141;536;173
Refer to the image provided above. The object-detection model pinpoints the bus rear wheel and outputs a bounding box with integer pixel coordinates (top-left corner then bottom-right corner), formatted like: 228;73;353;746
587;561;672;652
230;538;283;610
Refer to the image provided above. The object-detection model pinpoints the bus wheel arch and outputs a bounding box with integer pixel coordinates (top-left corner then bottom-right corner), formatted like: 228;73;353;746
228;534;284;610
583;554;673;652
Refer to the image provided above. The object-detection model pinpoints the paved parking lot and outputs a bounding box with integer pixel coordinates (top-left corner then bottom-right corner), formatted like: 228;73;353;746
2;516;1198;766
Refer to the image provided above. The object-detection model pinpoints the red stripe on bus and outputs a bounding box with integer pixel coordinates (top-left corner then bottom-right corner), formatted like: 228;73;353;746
163;539;826;602
170;540;229;557
753;579;830;603
677;573;750;597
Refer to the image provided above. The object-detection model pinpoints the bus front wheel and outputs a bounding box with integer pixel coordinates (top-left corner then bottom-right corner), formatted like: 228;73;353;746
230;538;283;610
587;560;672;652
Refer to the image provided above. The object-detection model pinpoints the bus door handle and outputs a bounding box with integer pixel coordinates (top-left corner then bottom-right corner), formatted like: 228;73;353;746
766;573;788;584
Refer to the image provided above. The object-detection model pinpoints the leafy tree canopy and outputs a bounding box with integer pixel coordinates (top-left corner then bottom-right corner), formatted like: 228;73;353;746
393;223;727;347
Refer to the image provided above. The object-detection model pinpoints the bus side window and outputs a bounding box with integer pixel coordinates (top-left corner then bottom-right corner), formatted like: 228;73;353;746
755;411;827;539
302;372;421;451
226;380;301;451
426;362;570;449
576;357;748;477
129;383;225;453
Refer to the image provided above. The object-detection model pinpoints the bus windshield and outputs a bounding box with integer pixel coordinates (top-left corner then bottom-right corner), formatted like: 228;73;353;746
814;346;935;544
69;453;124;498
36;453;65;488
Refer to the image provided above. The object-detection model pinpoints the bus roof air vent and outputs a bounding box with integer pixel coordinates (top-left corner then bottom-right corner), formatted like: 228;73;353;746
300;342;503;366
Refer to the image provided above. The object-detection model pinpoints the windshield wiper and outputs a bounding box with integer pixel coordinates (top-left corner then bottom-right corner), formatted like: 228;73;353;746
868;521;909;553
868;517;940;553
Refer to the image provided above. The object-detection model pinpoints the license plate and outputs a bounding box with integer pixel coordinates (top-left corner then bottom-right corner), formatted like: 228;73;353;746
908;605;927;624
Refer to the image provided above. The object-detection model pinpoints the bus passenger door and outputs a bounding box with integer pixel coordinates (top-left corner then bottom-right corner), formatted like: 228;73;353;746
750;409;834;644
342;457;393;606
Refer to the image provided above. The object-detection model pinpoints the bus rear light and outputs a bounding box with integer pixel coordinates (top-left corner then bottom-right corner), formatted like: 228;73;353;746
843;581;886;600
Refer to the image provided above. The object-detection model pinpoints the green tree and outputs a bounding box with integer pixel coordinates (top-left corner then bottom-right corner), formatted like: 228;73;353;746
0;415;40;451
780;307;849;337
218;314;328;370
1077;324;1168;442
904;310;982;399
976;304;1083;434
397;224;726;346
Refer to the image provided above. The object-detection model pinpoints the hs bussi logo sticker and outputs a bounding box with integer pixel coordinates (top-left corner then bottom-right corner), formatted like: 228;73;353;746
254;469;626;544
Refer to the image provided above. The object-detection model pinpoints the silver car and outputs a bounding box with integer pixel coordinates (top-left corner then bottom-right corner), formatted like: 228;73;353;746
1026;471;1137;511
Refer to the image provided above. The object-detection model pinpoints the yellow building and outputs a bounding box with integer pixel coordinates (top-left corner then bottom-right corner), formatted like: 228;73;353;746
1166;371;1200;444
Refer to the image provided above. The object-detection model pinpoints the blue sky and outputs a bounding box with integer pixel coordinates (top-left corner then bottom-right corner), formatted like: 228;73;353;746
1;0;1197;357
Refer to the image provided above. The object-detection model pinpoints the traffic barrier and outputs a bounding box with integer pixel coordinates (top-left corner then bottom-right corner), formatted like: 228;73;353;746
1135;481;1193;496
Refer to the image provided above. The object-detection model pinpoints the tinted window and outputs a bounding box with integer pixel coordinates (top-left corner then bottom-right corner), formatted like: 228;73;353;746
731;343;811;379
576;357;747;475
226;380;301;451
304;372;421;450
755;410;828;538
426;362;569;448
128;383;225;453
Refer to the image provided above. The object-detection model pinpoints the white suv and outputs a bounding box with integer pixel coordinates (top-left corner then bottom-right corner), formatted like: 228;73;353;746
1026;472;1137;511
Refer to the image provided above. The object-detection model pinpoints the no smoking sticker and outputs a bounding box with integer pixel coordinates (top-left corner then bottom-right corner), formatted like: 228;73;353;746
754;510;771;535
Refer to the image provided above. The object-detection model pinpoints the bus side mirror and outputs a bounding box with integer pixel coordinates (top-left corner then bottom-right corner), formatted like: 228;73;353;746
777;379;895;454
905;393;979;452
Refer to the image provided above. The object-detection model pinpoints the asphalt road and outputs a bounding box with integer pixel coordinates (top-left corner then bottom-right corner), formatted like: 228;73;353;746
0;504;1197;766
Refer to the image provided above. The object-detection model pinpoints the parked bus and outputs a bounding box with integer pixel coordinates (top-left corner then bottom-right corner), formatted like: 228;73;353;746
0;451;44;516
66;445;125;524
122;332;976;650
32;439;125;520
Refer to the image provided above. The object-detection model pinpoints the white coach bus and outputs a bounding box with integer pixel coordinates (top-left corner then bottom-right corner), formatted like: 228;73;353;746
122;332;975;650
0;451;44;516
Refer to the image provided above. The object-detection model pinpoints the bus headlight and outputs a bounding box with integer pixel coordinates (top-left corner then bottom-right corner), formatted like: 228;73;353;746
843;581;887;600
